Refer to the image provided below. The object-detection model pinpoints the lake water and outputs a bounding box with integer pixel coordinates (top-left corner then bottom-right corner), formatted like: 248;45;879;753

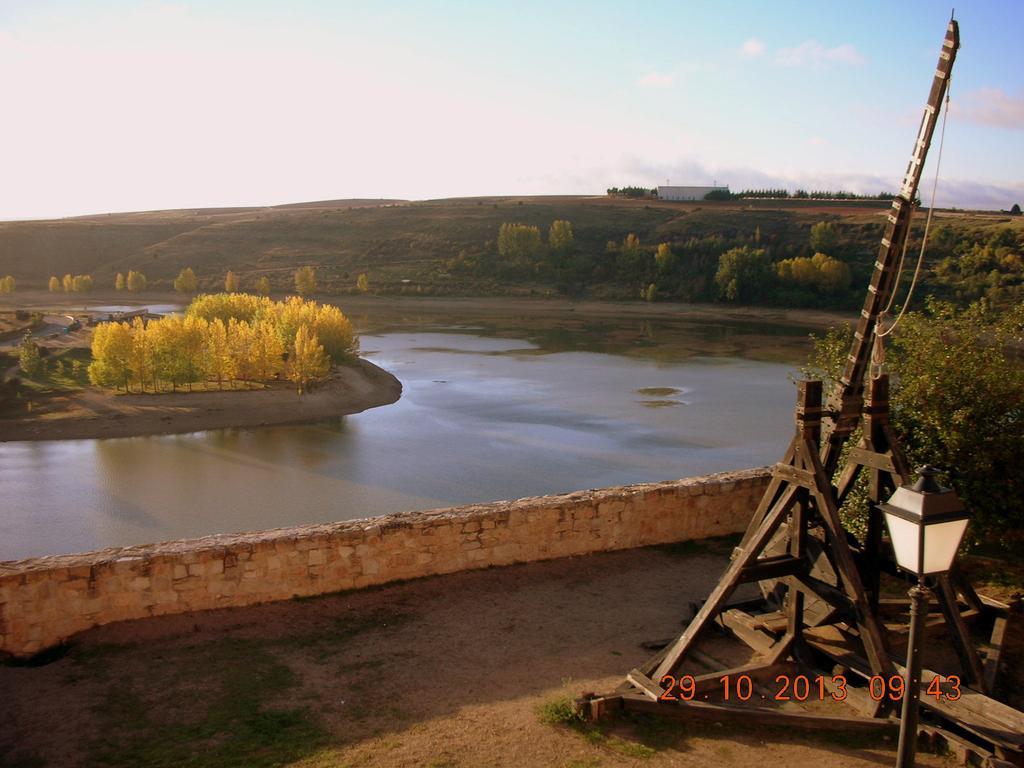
0;306;825;560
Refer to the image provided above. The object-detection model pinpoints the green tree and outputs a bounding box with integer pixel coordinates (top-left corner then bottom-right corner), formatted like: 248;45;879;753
620;233;641;259
715;246;774;302
295;266;317;296
1010;203;1021;216
644;283;657;302
809;221;838;253
497;223;542;264
115;272;125;291
356;273;369;293
804;300;1024;547
224;270;240;293
18;331;42;378
174;267;198;293
289;324;329;394
255;276;271;296
49;276;61;292
126;270;147;292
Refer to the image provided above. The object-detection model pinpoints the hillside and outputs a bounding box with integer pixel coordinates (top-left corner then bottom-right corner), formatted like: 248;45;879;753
0;196;1021;308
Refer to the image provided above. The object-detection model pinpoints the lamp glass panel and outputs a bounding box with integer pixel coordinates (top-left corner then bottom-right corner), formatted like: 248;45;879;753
922;519;968;574
884;513;921;574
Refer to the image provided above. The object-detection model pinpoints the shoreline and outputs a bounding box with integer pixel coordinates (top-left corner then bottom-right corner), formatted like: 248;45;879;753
0;358;402;443
0;290;857;330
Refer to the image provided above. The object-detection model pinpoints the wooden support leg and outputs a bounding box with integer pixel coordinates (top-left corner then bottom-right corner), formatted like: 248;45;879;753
935;573;987;691
648;490;797;680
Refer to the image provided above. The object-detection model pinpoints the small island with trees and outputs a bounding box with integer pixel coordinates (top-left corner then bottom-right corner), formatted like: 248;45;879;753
0;284;401;442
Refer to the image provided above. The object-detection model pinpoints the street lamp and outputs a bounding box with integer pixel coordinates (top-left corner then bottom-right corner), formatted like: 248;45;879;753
880;465;970;768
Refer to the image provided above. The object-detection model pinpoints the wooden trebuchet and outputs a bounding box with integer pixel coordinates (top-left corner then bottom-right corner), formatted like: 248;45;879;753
581;19;1024;764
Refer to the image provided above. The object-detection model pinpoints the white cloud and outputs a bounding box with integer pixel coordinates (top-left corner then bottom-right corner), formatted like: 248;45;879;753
953;87;1024;130
776;40;864;68
806;136;827;147
739;38;765;58
638;71;674;88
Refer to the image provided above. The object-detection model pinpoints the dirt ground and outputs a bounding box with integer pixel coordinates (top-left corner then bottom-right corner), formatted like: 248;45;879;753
0;541;955;768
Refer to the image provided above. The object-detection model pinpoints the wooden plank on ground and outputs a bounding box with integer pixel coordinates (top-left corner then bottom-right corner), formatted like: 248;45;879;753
618;694;899;734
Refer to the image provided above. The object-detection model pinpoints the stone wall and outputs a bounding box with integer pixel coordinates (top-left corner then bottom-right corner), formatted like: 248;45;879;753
0;468;770;659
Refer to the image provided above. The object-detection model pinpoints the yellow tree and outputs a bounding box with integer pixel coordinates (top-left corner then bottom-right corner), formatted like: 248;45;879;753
174;267;198;293
49;276;61;292
115;272;125;291
180;315;208;390
255;276;271;296
0;276;14;293
128;317;154;391
289;324;328;394
89;322;134;392
150;315;187;391
655;243;675;272
62;273;74;292
227;318;258;385
252;319;284;381
295;266;317;296
203;318;234;389
356;273;369;293
224;270;240;293
548;220;574;257
312;303;357;361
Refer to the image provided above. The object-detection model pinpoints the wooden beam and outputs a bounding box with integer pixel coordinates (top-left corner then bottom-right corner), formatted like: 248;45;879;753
618;694;899;734
739;554;808;583
716;609;782;655
848;446;898;474
803;440;894;678
650;491;797;679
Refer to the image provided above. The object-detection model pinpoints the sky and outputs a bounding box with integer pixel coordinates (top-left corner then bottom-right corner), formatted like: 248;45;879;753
1;0;1022;219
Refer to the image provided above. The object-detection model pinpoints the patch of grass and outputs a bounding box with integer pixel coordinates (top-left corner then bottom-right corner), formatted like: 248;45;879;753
21;347;92;391
538;698;659;759
564;758;602;768
536;696;585;727
84;637;329;768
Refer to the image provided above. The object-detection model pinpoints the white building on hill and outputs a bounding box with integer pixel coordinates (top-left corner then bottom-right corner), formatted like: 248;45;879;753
657;185;729;201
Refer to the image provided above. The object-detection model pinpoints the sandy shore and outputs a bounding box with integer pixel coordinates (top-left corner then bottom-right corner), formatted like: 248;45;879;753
338;294;857;329
0;290;856;330
0;358;401;442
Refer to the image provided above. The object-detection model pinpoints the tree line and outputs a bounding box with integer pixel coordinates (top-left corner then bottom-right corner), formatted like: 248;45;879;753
49;274;95;292
448;218;858;307
89;294;357;395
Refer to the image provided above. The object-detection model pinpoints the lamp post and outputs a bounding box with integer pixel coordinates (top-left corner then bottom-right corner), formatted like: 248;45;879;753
880;465;970;768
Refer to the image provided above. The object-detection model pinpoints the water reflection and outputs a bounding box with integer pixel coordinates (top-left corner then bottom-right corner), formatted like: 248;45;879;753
0;308;821;560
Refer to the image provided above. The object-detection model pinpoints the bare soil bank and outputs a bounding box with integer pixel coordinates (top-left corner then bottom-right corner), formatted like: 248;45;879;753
339;293;857;329
0;358;401;442
0;290;856;330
